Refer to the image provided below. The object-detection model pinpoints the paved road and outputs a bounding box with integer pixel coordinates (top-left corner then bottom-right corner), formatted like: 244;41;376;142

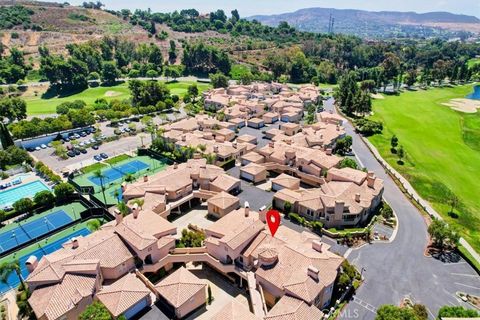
320;98;480;319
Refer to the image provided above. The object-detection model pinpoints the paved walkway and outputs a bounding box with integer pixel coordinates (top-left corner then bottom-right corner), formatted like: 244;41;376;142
319;98;480;320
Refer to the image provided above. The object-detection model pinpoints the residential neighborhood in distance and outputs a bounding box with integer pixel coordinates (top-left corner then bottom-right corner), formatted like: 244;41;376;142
0;1;479;320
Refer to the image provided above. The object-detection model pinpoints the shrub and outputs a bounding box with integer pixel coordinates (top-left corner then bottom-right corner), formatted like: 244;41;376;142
53;182;75;201
33;190;55;208
13;198;33;213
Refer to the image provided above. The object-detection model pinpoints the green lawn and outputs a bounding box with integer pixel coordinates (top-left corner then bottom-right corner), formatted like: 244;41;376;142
24;81;211;115
104;154;131;165
368;85;480;252
468;58;480;68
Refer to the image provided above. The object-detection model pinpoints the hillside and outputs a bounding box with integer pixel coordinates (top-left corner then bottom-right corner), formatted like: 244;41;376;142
249;7;480;38
0;1;232;64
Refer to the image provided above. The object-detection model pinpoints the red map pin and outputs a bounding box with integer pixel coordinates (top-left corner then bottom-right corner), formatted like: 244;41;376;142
266;209;281;237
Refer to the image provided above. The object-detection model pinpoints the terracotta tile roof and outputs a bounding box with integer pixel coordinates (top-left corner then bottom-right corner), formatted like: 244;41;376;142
208;191;240;210
241;152;265;163
96;273;151;317
154;267;206;308
29;273;98;320
248;118;264;124
271;174;300;190
264;295;324;320
240;163;266;175
327;167;367;185
210;174;240;192
211;300;261;320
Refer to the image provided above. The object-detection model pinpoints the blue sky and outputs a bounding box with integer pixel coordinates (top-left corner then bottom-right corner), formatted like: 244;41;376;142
71;0;480;17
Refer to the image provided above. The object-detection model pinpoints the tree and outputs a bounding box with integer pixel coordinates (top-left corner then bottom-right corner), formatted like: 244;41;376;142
79;301;112;320
53;182;75;201
0;260;23;287
381;53;401;91
334;136;352;156
390;135;398;153
209;72;229;88
187;84;199;102
283;201;292;217
12;198;33;213
428;219;460;250
178;229;205;247
397;145;404;164
168;40;177;64
94;170;107;205
376;305;418;320
438;306;479;318
0;97;27;123
339;158;358;169
101;61;119;84
87;218;101;231
33;190;55;208
146;69;158;79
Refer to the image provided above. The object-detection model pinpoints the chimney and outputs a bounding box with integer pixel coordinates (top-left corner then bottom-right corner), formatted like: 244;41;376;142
25;256;38;273
307;265;319;281
121;182;127;192
269;142;274;148
244;201;250;217
213;145;219;153
115;209;123;225
233;142;237;149
132;203;139;219
367;171;376;188
181;134;186;142
143;174;148;182
326;148;332;155
259;205;267;223
312;240;323;253
173;162;178;169
334;201;344;216
71;237;79;249
355;193;361;202
336;125;340;131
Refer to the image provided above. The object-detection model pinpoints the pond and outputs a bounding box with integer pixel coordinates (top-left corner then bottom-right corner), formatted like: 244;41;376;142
466;85;480;100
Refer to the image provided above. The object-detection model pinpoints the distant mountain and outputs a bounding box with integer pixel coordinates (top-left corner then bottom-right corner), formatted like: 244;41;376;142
248;8;480;38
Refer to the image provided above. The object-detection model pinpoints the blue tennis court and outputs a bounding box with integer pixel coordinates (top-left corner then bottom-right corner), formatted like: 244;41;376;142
88;160;150;186
0;228;91;293
0;210;73;253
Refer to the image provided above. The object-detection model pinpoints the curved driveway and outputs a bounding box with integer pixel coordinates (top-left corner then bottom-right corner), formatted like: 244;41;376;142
321;98;480;320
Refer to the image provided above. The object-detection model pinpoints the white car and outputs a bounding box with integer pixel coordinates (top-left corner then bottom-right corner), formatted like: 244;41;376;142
40;144;47;149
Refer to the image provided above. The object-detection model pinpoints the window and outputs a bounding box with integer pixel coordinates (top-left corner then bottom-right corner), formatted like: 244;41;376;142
306;209;314;217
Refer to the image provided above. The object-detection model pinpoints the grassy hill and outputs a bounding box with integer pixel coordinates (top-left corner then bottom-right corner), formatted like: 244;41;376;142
368;85;480;252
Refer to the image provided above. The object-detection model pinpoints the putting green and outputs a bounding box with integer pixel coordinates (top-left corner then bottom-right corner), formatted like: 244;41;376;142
368;85;480;252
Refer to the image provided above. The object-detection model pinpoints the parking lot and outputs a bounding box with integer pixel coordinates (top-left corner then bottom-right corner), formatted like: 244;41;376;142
27;110;189;174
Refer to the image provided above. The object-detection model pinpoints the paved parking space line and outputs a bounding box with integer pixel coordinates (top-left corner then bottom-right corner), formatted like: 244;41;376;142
451;273;480;278
352;297;376;313
443;262;467;266
455;282;480;290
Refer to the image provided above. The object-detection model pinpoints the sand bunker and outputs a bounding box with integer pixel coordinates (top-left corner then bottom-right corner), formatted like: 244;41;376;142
104;90;122;97
442;98;480;113
371;93;385;100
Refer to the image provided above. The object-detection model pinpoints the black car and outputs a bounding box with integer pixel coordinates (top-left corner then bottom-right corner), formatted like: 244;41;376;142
74;149;81;156
92;145;99;150
64;137;70;142
100;153;108;159
79;148;87;154
67;151;75;157
27;147;35;152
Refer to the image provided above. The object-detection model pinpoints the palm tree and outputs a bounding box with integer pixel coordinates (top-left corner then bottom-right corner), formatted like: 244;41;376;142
93;170;107;205
0;260;24;288
113;189;120;204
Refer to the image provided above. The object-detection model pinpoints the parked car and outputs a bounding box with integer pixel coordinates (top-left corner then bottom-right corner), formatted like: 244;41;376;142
27;147;35;152
79;148;87;154
64;137;70;142
35;146;41;151
74;134;80;139
67;151;75;157
40;144;47;149
90;127;97;133
79;142;85;147
100;153;108;159
92;145;99;150
94;155;102;161
74;149;81;156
